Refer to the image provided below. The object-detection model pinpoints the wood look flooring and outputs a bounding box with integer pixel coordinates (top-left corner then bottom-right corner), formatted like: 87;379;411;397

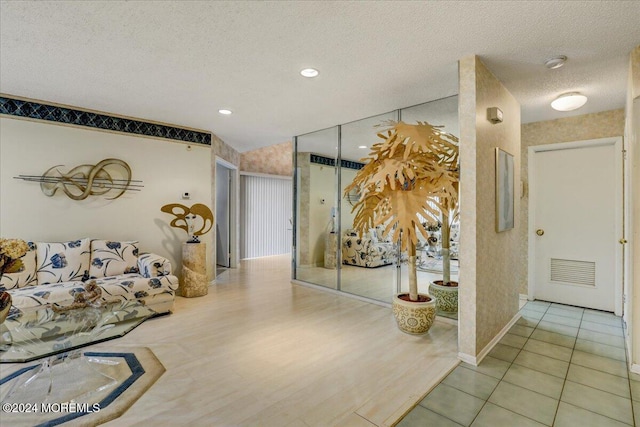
12;255;460;426
296;262;459;320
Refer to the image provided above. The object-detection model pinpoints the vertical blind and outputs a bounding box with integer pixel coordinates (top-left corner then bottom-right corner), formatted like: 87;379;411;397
240;174;293;259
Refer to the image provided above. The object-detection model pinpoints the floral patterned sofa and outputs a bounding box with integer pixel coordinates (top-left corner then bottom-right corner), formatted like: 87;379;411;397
342;228;396;268
0;238;178;314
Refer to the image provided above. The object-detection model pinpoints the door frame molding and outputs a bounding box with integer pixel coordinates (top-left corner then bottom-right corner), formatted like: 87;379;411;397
215;156;238;269
528;137;624;315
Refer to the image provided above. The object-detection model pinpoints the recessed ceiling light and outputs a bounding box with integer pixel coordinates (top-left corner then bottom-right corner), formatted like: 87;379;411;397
358;145;367;149
545;55;567;69
300;68;319;78
218;109;232;115
551;92;587;111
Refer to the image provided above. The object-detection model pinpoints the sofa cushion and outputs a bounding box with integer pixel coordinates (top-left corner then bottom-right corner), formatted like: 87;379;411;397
0;241;37;290
9;274;179;310
89;240;139;279
8;281;87;309
36;238;90;285
94;273;179;301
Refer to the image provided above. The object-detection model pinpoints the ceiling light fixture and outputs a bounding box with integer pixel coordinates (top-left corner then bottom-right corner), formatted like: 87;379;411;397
551;92;587;111
358;145;367;149
300;68;319;78
218;109;232;115
545;55;567;69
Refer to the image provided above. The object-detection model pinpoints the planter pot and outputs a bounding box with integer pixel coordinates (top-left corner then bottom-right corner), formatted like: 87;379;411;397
429;281;458;313
392;293;437;335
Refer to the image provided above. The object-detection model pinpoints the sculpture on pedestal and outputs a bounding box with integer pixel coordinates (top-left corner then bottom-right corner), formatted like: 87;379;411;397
160;203;214;243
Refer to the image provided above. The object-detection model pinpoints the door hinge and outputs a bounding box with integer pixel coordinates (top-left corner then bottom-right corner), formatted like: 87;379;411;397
622;149;627;160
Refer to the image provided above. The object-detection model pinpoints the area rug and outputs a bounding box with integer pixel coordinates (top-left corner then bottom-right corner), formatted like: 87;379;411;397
0;346;164;426
417;257;459;274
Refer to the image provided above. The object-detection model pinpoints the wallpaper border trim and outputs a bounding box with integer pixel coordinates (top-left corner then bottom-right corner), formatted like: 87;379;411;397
0;95;211;146
310;154;364;170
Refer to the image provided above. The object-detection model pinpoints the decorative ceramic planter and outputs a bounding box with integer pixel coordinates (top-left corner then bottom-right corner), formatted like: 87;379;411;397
429;281;458;312
392;293;437;335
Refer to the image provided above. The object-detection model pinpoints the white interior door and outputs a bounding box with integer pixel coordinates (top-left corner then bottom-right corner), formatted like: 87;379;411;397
531;139;622;313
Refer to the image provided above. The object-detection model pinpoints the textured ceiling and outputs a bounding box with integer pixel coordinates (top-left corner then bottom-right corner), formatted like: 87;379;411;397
1;1;639;153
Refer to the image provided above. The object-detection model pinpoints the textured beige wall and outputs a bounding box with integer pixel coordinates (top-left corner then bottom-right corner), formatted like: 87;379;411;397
459;55;521;358
240;141;293;176
458;56;478;357
519;109;625;294
212;134;240;166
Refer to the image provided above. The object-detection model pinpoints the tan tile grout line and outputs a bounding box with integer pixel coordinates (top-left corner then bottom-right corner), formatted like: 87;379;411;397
427;304;633;425
428;303;552;427
549;303;581;426
520;302;632;426
412;302;632;426
466;302;552;426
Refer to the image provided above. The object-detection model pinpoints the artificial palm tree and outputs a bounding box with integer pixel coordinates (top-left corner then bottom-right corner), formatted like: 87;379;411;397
344;121;459;303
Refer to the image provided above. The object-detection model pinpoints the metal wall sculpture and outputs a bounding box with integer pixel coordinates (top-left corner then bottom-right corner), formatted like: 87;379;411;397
14;158;142;200
161;203;214;243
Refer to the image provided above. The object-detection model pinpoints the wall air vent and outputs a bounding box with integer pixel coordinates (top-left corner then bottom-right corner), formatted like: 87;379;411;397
550;258;596;286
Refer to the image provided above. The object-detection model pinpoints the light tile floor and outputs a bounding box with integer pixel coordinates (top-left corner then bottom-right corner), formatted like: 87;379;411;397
398;301;640;426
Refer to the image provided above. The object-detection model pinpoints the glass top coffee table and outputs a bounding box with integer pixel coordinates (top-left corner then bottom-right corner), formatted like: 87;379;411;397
0;300;153;363
0;300;154;405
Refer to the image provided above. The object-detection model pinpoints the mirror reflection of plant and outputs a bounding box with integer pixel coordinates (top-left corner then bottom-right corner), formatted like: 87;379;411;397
344;121;459;302
423;221;442;232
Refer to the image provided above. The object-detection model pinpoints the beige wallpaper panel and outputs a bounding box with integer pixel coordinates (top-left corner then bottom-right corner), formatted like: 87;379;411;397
458;56;479;356
458;56;521;357
240;141;293;176
473;57;522;354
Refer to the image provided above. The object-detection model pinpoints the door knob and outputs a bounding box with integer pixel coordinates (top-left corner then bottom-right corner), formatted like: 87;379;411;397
620;239;628;244
536;229;544;236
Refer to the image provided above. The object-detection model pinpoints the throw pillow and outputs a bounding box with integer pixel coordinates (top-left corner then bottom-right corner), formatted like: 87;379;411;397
0;241;37;290
36;238;91;285
89;240;139;278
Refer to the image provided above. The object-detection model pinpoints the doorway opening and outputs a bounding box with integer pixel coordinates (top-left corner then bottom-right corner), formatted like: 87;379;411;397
216;158;237;272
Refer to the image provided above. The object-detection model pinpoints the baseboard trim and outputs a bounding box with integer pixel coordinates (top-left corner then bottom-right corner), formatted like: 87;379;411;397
457;352;477;365
458;311;522;366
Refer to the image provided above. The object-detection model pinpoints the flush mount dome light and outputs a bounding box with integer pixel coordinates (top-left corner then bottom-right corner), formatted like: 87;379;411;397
218;109;232;115
358;145;367;149
300;68;319;78
551;92;587;111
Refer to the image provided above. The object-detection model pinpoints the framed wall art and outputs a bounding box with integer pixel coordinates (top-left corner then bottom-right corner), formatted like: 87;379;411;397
495;147;514;232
